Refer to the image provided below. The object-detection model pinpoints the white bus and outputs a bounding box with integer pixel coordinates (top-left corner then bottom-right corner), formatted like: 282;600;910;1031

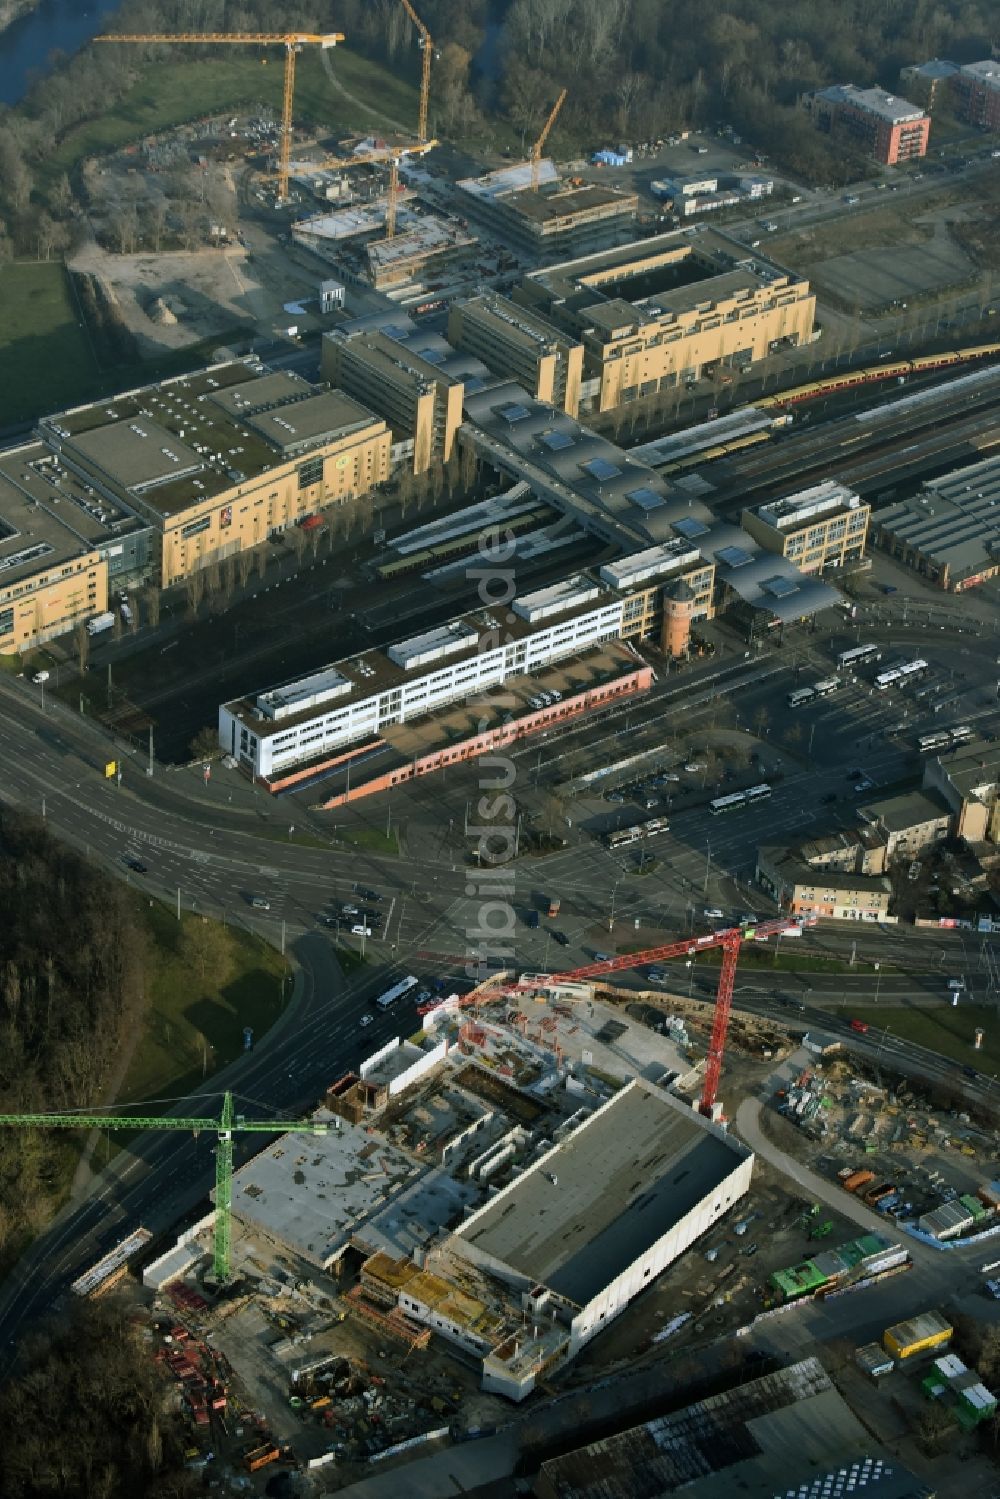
787;687;816;709
874;667;901;690
709;791;748;816
917;730;950;753
812;676;841;697
709;784;772;815
837;644;881;669
375;974;419;1011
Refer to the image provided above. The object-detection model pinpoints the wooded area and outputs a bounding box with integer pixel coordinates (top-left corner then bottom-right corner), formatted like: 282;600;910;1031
0;811;145;1258
0;0;995;260
0;1299;198;1498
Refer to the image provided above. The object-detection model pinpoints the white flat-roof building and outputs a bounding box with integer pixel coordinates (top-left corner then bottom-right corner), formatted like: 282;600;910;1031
219;583;625;779
451;1078;752;1391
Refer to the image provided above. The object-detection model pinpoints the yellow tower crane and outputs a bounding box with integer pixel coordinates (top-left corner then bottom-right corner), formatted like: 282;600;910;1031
531;87;567;190
94;31;344;204
398;0;435;143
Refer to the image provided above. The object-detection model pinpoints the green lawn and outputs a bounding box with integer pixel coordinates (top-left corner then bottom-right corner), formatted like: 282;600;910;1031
844;1003;1000;1076
339;826;401;855
0;261;256;424
117;899;291;1108
0;262;100;424
43;49;419;182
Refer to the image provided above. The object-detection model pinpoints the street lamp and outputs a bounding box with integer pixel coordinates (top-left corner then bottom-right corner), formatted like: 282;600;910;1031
874;960;881;1003
686;959;695;997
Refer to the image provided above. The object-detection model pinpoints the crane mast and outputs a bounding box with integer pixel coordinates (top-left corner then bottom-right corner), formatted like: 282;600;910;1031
95;31;344;205
397;0;434;143
531;88;567;190
0;1090;326;1284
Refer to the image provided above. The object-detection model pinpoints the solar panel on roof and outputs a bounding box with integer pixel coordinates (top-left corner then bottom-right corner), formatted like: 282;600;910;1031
762;574;799;597
464;377;485;394
672;515;708;538
584;457;622;481
541;430;575;451
384;324;411;341
627;486;665;512
416;345;445;363
500;403;530;424
718;544;753;567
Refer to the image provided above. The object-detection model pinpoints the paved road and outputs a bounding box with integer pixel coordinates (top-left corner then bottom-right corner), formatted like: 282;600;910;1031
0;605;994;1360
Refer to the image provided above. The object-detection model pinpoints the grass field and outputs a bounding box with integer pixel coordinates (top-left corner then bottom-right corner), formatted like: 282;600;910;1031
43;49;420;182
339;827;401;855
0;260;256;424
844;1002;1000;1077
0;261;100;424
117;900;290;1108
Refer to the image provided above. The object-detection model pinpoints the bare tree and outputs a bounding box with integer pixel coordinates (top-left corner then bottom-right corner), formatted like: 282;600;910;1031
144;587;161;630
253;545;267;582
221;554;237;604
184;568;205;619
460;442;477;492
74;624;89;677
237;549;253;588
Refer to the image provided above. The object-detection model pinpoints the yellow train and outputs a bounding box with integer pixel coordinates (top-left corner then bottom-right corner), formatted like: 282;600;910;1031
757;342;1000;408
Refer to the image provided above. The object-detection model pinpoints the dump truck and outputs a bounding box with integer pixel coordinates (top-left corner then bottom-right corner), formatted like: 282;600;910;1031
842;1169;876;1194
864;1182;896;1206
245;1444;280;1473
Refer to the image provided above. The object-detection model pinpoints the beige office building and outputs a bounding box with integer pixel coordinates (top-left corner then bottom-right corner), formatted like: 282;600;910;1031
323;329;464;475
0;435;158;654
37;365;390;589
516;228;816;414
0;455;108;653
741;481;870;575
448;295;584;417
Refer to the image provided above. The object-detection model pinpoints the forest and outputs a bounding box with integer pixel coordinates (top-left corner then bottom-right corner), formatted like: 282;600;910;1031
0;811;145;1260
0;1299;199;1498
0;0;997;256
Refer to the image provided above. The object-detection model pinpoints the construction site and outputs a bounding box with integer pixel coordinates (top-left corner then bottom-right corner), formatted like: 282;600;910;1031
764;1043;1000;1248
58;928;855;1484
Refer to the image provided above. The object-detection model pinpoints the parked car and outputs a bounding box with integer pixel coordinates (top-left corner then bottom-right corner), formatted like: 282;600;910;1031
250;895;270;910
850;1018;869;1033
551;930;570;946
703;907;725;921
354;885;382;902
124;857;147;874
360;1014;374;1028
350;923;372;937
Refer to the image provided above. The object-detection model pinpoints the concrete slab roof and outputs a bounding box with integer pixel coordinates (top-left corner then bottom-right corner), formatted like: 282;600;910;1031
455;1079;750;1307
229;1112;426;1269
35;361;385;518
814;83;926;123
0;441;142;582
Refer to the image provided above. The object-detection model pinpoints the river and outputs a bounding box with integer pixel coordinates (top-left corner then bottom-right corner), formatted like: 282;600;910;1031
0;0;122;106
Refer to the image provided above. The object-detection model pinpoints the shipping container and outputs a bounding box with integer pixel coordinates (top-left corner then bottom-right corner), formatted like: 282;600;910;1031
842;1169;876;1193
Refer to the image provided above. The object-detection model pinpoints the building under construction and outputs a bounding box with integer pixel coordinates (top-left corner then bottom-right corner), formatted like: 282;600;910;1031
458;163;638;259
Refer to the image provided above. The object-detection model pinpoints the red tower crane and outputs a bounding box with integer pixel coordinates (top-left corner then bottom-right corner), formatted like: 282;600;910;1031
418;915;815;1115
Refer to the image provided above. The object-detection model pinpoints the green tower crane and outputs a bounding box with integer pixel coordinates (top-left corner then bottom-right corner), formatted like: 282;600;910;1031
0;1091;327;1284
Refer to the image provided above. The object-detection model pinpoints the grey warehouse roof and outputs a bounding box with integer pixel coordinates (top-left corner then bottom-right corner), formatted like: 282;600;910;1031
875;454;1000;583
456;1079;750;1307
